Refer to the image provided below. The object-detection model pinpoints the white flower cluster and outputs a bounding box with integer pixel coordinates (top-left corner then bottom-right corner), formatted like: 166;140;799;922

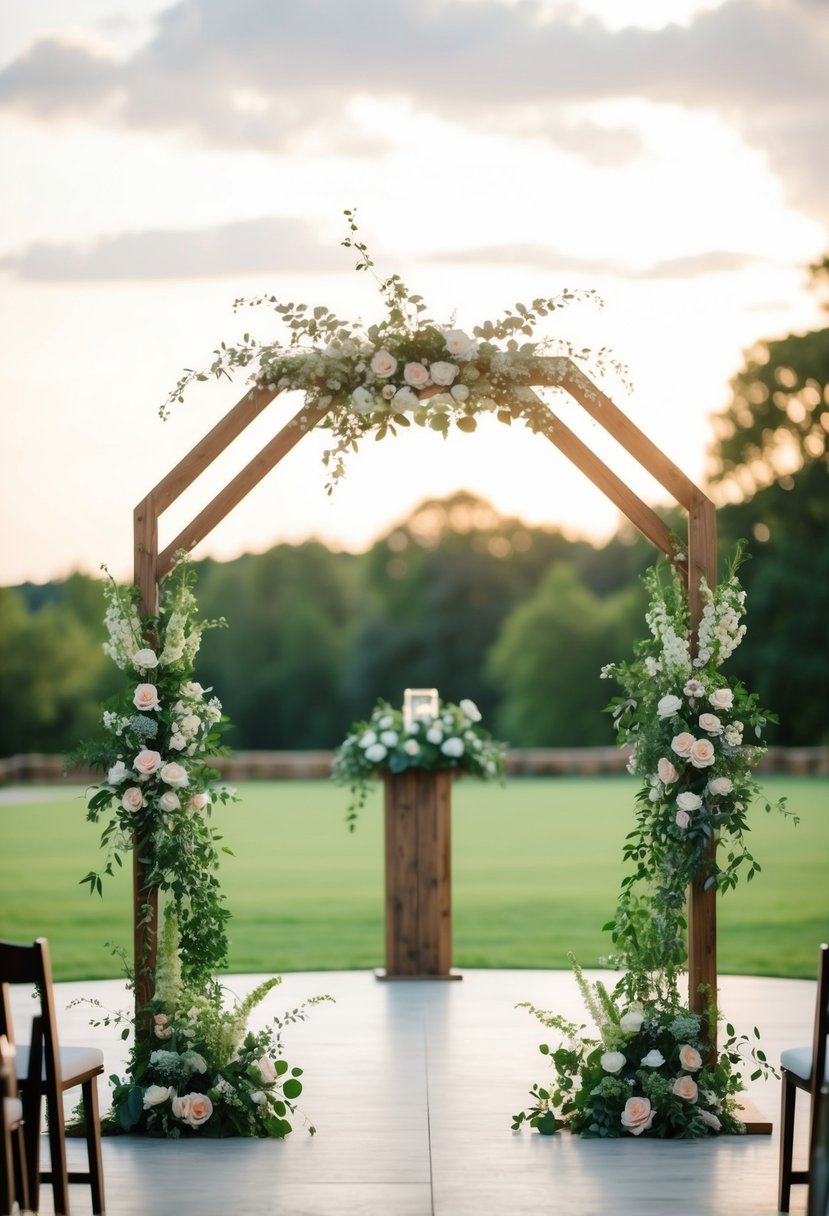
103;588;144;670
644;594;690;680
694;576;747;668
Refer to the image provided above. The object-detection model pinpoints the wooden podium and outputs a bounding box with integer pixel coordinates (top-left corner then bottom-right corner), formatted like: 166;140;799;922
376;769;461;980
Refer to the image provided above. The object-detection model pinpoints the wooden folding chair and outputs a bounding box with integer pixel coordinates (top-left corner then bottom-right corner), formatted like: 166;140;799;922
0;938;105;1216
1;1032;29;1216
780;942;829;1212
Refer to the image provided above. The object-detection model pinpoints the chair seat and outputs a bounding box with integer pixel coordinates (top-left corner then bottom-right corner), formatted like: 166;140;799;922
4;1094;23;1128
15;1043;104;1086
781;1040;829;1085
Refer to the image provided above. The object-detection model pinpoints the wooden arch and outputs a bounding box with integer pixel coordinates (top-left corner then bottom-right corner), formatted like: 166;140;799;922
132;359;717;1016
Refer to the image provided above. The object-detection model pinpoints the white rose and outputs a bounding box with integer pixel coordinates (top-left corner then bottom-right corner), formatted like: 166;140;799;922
133;683;160;712
698;713;723;735
441;737;464;758
158;790;180;813
179;714;201;738
676;791;702;812
121;786;144;812
450;384;470;402
377;715;394;729
134;750;162;778
403;362;430;388
370;349;397;378
257;1054;277;1083
443;329;478;360
641;1049;665;1068
143;1084;173;1109
392;386;420;411
160;761;189;789
351;386;377;414
108;759;129;786
359;730;377;748
657;694;682;719
708;776;733;797
709;688;734;710
190;791;211;810
620;1009;644;1033
250;1090;266;1105
364;743;388;763
600;1051;626;1074
426;726;443;744
430;360;459;386
403;739;420;756
184;682;204;697
459;698;482;722
133;648;159;670
379;730;399;747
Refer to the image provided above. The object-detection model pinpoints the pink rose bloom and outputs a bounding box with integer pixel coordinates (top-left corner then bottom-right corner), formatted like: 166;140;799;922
678;1044;703;1071
160;761;189;789
698;712;723;735
134;749;162;777
133;683;160;712
675;809;690;829
190;792;211;810
676;791;702;812
657;758;679;785
689;738;716;769
621;1096;655;1136
708;776;733;797
179;1092;212;1129
121;786;144;812
671;733;695;758
158;790;180;813
709;687;734;710
403;362;430;388
672;1075;699;1102
369;349;397;379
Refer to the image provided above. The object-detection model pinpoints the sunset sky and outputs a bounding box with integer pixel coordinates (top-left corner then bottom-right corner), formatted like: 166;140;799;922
1;0;826;585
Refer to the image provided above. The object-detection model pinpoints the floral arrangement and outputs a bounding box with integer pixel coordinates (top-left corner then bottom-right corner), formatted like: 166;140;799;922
512;957;772;1139
74;561;234;986
332;696;507;829
96;911;332;1139
600;551;790;1001
162;209;627;492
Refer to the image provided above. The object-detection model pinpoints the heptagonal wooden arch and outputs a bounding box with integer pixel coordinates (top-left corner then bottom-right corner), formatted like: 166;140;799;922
132;359;717;1017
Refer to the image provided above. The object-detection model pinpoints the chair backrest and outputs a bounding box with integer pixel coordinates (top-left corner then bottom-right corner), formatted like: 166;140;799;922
0;938;64;1093
813;943;829;1103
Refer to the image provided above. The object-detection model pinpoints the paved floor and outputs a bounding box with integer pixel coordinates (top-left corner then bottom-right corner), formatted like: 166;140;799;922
8;969;817;1215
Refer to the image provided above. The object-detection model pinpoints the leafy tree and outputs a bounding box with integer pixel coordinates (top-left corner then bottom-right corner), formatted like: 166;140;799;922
487;564;645;746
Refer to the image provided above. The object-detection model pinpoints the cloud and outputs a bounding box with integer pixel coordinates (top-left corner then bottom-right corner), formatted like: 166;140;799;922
0;216;341;281
428;243;766;279
0;0;827;214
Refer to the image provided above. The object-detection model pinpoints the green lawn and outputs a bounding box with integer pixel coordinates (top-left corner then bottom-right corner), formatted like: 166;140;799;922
0;776;826;980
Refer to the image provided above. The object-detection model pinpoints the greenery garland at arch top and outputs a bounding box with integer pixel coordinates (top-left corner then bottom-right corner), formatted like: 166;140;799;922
162;209;629;492
514;552;794;1140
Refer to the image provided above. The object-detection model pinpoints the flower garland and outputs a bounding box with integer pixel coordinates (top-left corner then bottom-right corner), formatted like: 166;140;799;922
75;562;234;987
514;554;792;1138
512;957;772;1139
600;551;790;1004
332;696;507;829
161;210;628;492
88;912;333;1139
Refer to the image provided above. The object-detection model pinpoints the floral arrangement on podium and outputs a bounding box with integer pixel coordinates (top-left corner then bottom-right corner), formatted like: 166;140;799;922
73;562;331;1137
514;554;791;1138
332;693;507;828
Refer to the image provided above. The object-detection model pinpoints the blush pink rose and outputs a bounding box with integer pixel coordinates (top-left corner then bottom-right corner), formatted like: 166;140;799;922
708;776;733;797
709;688;734;710
675;809;690;829
698;712;723;735
369;349;397;378
190;792;211;810
657;758;679;785
671;733;695;758
403;362;430;388
621;1096;655;1136
672;1075;699;1102
133;683;160;712
121;786;144;812
134;749;162;777
678;1044;703;1071
159;761;189;789
689;738;716;769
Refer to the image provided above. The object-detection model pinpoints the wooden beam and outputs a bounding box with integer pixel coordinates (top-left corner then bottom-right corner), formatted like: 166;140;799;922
133;495;159;619
526;393;674;558
156;402;330;578
532;360;703;511
148;386;279;516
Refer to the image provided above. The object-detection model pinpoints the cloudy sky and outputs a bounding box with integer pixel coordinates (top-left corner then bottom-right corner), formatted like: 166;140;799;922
1;0;826;584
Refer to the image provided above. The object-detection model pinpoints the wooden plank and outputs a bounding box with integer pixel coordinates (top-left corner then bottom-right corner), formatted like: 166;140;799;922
532;359;703;510
526;393;674;558
156;401;330;578
148;386;279;516
133;494;159;618
415;770;453;976
384;772;420;976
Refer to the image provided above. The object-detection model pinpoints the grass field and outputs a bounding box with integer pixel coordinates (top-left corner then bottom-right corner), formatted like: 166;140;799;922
0;776;826;981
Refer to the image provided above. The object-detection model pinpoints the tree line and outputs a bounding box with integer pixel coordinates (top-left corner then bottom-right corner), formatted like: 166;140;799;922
2;258;827;755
